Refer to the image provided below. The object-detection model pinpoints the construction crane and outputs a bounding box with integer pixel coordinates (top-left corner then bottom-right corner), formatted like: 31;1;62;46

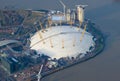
50;38;53;48
37;64;43;81
80;24;87;42
62;39;64;49
59;0;66;16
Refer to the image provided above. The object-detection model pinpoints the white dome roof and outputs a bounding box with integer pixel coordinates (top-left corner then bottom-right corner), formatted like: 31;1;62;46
30;26;94;59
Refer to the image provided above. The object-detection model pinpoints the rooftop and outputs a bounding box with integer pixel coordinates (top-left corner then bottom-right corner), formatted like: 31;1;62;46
0;40;20;47
30;25;95;59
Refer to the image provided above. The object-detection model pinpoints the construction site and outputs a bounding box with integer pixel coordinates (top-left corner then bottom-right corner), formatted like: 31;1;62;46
0;1;104;81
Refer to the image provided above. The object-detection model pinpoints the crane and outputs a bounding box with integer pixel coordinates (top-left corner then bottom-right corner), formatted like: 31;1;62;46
59;0;66;16
37;64;43;81
80;24;87;42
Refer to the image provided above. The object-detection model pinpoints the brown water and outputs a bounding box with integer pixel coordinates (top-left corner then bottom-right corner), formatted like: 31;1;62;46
0;0;120;81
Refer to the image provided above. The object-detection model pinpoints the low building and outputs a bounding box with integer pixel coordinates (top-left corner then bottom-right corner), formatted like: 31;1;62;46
1;56;16;73
30;55;41;64
0;55;27;74
51;14;66;23
46;60;58;69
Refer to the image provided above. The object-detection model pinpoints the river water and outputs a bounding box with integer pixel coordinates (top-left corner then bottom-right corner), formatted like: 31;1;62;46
0;0;120;81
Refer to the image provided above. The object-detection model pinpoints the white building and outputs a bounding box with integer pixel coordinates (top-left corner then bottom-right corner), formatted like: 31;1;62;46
30;25;94;59
76;6;84;24
51;14;66;23
66;9;71;22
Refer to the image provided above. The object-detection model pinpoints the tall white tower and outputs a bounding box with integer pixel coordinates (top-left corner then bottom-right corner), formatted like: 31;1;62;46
66;9;71;22
76;5;88;25
70;10;76;23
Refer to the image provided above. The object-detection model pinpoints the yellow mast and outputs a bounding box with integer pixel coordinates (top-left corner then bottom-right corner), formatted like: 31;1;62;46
69;20;73;27
48;19;52;30
34;22;45;44
80;24;87;42
39;22;43;30
78;21;82;30
50;38;53;48
62;39;64;49
34;25;43;39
